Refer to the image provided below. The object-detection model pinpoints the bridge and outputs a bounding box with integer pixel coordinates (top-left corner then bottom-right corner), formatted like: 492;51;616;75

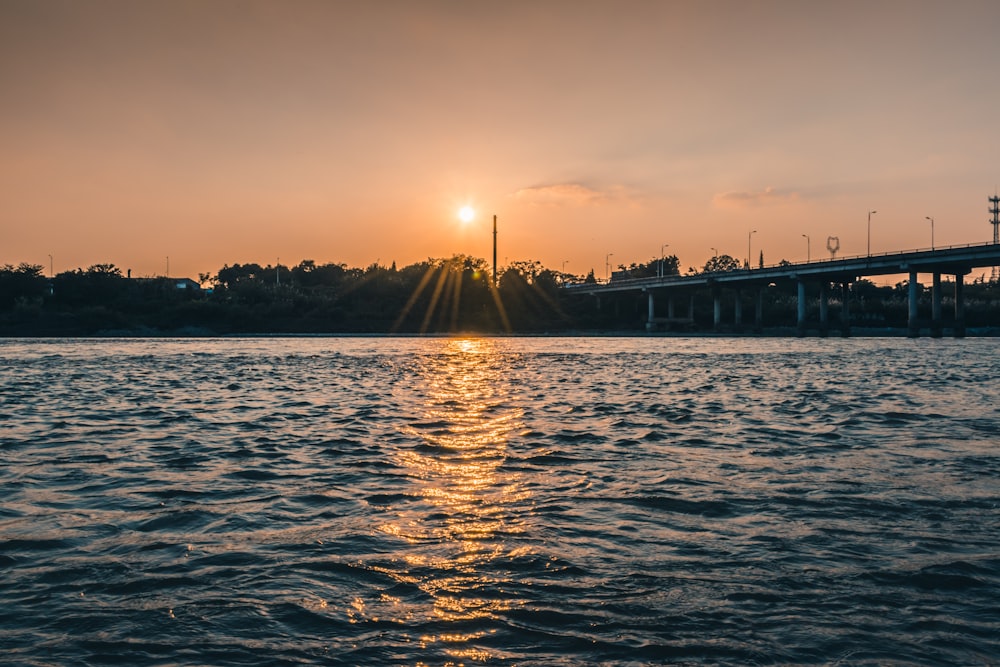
564;242;1000;337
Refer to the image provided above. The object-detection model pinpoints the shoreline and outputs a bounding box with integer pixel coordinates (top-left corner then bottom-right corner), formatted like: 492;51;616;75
3;326;1000;339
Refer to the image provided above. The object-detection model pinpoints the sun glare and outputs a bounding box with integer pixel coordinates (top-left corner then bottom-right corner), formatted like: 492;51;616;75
458;206;475;223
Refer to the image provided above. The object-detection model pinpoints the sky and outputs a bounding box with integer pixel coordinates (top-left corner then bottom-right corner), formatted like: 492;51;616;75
2;0;999;282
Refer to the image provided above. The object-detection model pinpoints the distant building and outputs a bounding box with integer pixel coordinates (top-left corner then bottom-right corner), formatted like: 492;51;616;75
132;276;202;291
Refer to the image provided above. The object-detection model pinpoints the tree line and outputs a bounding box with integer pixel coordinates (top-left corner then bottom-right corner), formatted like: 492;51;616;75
1;254;998;335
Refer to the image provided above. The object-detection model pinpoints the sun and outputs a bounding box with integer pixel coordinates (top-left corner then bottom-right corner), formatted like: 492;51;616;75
458;206;475;223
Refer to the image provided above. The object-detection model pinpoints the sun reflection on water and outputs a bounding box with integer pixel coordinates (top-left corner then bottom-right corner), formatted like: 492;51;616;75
366;337;529;658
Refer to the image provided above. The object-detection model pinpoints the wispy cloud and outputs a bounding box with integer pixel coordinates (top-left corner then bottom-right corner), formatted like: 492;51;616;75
511;182;633;206
713;186;801;208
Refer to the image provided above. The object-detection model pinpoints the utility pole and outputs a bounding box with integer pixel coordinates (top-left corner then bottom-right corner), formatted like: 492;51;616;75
867;210;877;256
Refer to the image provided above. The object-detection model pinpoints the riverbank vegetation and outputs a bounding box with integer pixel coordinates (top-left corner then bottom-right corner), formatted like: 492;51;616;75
2;256;999;335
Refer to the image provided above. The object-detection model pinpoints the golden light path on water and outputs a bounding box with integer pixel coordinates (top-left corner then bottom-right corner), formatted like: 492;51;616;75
371;338;530;662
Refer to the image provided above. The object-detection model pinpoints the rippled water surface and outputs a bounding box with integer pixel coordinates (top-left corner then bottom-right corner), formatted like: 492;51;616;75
2;336;998;666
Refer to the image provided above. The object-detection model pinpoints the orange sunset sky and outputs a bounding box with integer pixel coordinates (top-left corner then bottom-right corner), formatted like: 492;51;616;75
2;0;999;282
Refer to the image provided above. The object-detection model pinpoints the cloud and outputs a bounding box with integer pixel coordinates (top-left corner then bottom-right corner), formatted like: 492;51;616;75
511;182;632;206
713;186;801;208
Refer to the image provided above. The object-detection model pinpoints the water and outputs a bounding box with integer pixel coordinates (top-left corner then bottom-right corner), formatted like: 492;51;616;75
1;336;998;666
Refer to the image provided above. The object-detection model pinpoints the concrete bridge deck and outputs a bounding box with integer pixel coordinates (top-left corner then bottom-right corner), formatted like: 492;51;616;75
564;242;1000;337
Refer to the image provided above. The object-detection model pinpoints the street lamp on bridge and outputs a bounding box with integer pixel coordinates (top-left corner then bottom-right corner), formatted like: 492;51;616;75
802;234;810;262
867;209;877;256
925;216;934;250
747;230;757;269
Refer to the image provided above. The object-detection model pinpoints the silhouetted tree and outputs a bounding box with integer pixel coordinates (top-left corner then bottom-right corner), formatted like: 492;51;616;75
621;255;681;278
703;254;740;273
215;263;266;289
51;264;128;307
0;263;47;308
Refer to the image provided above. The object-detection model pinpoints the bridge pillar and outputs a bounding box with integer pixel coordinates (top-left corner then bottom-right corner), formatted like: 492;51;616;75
796;280;807;337
667;295;675;319
755;288;764;333
713;289;722;331
840;282;851;337
818;282;829;337
931;272;943;338
647;291;655;331
908;270;919;338
954;274;966;338
734;288;743;333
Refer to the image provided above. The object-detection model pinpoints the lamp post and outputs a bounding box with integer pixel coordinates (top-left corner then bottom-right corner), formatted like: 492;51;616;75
48;254;53;277
458;207;497;285
925;216;934;250
711;247;718;257
605;253;613;282
659;243;669;277
867;210;877;256
492;214;498;285
747;230;757;269
802;234;810;262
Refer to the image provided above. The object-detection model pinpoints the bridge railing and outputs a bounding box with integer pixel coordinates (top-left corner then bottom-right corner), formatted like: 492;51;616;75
764;240;998;270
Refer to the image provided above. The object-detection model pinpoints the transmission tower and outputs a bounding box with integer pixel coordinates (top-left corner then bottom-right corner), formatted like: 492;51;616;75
991;193;999;244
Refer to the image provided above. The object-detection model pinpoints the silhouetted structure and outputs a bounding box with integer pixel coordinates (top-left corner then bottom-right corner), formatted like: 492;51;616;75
570;242;1000;338
991;193;1000;244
